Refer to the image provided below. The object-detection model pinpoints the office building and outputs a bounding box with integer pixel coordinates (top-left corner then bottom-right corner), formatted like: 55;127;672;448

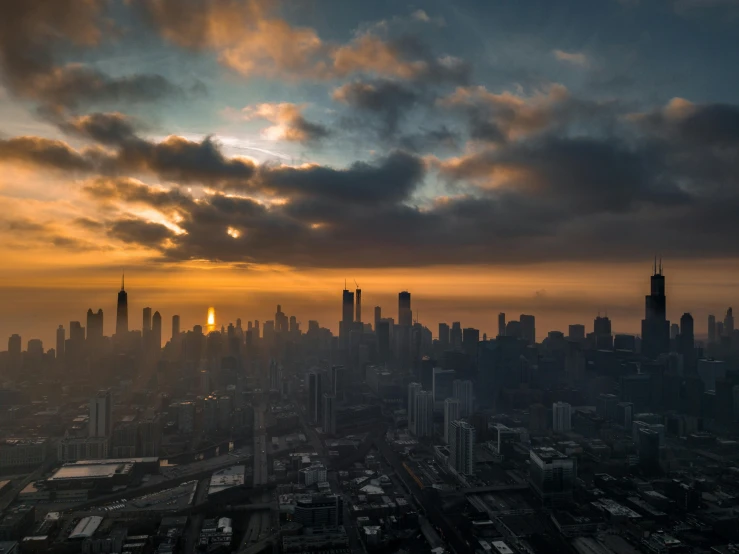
340;289;354;346
355;288;362;323
152;311;162;352
568;324;585;341
462;328;480;360
520;314;536;344
638;428;661;475
89;390;112;438
398;291;412;327
552;402;572;433
376;319;390;363
438;323;450;347
616;402;633;429
449;420;475;476
374;306;381;330
143;307;152;333
293;495;343;529
453;379;474;417
56;325;65;359
322;393;336;435
450;322;462;349
171;315;180;342
307;371;323;424
116;275;128;336
432;368;456;406
708;314;716;343
86;309;103;344
529;447;576;505
414;391;434;438
641;260;670;359
725;307;735;337
407;382;422;434
498;313;506;337
443;398;460;443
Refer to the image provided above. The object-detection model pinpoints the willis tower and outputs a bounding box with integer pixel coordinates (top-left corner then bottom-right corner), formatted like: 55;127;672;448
641;258;670;359
116;274;128;335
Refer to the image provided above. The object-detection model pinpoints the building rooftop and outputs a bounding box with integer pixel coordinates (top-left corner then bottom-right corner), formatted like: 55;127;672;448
208;465;245;496
49;463;131;481
531;446;569;461
69;516;103;540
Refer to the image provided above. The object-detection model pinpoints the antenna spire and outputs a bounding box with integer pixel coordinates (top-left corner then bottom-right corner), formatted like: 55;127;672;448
659;256;663;274
121;271;125;291
653;255;657;275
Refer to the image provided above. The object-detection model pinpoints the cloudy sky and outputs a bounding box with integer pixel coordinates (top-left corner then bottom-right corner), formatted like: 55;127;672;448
1;0;738;344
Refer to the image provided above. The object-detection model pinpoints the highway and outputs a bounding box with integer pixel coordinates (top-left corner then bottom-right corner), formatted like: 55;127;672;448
252;406;268;486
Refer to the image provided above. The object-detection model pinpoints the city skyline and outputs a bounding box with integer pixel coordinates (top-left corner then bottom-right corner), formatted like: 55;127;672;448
4;261;736;350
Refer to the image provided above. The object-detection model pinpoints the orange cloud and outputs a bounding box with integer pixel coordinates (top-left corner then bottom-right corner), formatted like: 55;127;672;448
234;102;330;143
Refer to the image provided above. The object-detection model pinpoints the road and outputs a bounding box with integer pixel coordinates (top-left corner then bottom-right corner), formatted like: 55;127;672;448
374;437;473;554
253;406;268;486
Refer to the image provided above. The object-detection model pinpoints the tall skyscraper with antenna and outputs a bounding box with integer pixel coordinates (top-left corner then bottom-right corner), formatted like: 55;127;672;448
641;257;670;359
116;274;128;336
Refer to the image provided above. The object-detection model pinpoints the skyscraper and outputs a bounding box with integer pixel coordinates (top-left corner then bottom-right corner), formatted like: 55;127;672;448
398;291;412;327
172;315;180;341
708;314;716;343
641;259;670;359
152;311;162;352
355;288;362;323
308;371;323;424
86;309;103;344
340;288;354;346
116;274;128;336
678;313;695;370
143;307;152;332
431;323;445;351
56;325;65;360
374;306;381;330
322;393;336;435
568;324;585;341
450;322;462;349
552;402;572;433
407;382;422;434
520;314;536;344
449;420;475;476
443;397;460;443
90;389;112;438
453;379;474;417
498;313;506;337
529;447;575;505
414;391;434;438
724;307;735;337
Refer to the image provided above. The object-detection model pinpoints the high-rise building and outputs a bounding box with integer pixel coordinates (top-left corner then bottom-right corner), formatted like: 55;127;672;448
520;314;536;344
86;309;103;344
331;365;345;398
593;316;613;349
340;289;354;346
641;259;670;359
414;391;434;438
638;428;661;475
56;325;65;360
398;291;412;327
293;495;343;528
438;323;450;347
89;389;112;438
143;307;152;333
374;306;381;330
443;398;460;443
678;313;695;370
708;314;716;343
308;371;324;424
407;382;422;434
355;289;362;323
449;420;475;476
552;402;572;433
450;322;462;349
152;311;162;352
116;275;128;336
172;315;180;342
432;368;456;406
724;307;735;337
322;393;336;435
269;360;282;391
462;328;480;361
498;313;506;337
453;379;474;417
529;447;576;505
568;324;585;341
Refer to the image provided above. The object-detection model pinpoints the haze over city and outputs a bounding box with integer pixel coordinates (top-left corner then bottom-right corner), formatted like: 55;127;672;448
1;1;739;554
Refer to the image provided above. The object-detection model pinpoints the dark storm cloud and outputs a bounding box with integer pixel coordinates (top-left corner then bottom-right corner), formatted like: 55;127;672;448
0;0;198;111
258;151;424;204
333;80;420;135
634;100;739;146
59;112;141;146
108;218;177;245
0;136;94;171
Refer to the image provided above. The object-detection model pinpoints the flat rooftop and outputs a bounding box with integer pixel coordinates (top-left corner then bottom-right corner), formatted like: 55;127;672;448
49;463;132;481
208;465;245;496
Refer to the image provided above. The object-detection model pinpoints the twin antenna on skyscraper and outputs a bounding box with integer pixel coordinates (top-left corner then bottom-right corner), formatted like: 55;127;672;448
653;255;663;275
